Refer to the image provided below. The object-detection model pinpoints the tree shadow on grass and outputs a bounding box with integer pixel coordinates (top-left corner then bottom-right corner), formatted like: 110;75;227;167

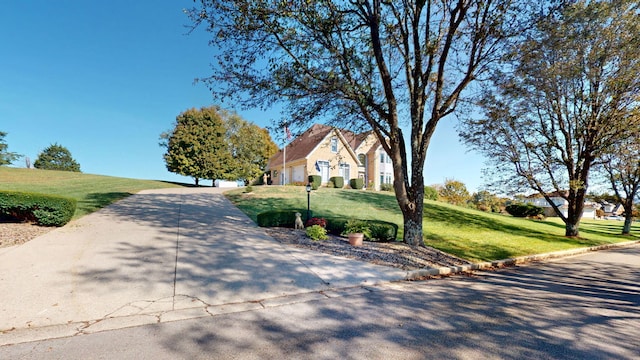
77;192;133;216
541;219;639;240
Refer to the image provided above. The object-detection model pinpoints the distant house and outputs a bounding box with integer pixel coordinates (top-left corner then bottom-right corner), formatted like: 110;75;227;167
523;191;598;219
597;201;624;217
265;124;394;190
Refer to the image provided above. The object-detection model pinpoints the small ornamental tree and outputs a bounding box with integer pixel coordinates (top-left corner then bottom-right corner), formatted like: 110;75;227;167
34;144;81;172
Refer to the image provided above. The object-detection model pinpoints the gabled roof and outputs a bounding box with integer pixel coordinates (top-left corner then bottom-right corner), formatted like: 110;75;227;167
267;124;371;169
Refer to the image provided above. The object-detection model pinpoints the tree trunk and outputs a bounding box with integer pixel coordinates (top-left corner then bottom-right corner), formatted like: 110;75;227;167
565;189;585;237
396;180;425;246
195;178;200;186
622;198;635;235
622;216;632;235
402;205;424;247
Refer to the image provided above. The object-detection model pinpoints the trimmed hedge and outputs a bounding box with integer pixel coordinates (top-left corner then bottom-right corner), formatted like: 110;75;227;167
0;191;76;227
330;176;344;188
323;217;398;242
505;203;544;217
257;209;313;227
308;175;321;190
256;211;399;241
349;178;364;190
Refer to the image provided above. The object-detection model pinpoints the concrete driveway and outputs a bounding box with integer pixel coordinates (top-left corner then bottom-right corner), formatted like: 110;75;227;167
0;187;406;345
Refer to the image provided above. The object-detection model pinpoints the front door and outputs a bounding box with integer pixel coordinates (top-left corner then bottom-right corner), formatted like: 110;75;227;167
317;160;330;184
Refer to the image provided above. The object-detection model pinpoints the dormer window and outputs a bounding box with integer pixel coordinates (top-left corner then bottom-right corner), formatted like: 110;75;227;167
330;137;338;153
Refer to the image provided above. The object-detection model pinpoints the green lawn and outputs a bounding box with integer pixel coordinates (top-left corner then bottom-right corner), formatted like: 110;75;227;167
226;185;639;262
0;167;186;218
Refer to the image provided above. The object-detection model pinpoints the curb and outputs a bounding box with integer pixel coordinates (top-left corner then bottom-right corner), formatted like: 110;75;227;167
405;239;640;280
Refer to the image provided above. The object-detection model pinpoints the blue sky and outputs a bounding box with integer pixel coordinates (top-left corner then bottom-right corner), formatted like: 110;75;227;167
1;0;487;191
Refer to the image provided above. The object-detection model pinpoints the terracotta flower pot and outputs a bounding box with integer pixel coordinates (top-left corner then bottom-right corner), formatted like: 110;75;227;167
348;233;364;246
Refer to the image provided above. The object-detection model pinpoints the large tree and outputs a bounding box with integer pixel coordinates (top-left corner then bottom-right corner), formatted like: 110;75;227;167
0;131;21;166
460;0;640;237
187;0;522;246
225;112;278;183
34;143;81;172
161;106;276;186
160;106;234;186
600;124;640;235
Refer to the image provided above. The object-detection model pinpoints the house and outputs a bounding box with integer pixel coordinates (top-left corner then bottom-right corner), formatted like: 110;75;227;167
265;124;394;190
522;191;598;219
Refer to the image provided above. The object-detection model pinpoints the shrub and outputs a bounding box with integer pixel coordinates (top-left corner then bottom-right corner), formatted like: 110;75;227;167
505;203;544;218
322;218;397;241
330;176;344;188
380;183;393;192
244;186;253;193
342;219;372;239
323;217;349;235
305;225;328;240
424;186;438;201
305;217;327;228
349;178;364;190
0;191;76;226
308;175;321;190
368;220;398;242
257;209;312;227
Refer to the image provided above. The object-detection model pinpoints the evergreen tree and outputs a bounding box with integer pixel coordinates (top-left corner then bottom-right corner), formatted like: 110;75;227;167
0;131;21;166
34;143;81;172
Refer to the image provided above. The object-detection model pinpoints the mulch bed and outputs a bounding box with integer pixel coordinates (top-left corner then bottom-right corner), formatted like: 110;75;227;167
265;227;471;271
0;221;53;248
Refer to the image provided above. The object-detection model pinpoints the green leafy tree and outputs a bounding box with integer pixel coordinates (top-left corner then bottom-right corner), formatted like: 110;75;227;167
423;186;438;201
0;131;21;166
187;0;524;246
225;113;278;184
460;0;640;237
160;106;234;186
438;179;470;207
471;190;505;212
33;144;81;172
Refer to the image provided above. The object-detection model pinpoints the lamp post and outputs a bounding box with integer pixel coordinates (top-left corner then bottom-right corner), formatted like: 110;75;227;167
305;183;312;221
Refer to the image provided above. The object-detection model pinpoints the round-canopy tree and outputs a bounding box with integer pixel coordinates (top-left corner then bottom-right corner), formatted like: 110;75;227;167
34;143;81;172
160;106;277;186
160;106;233;186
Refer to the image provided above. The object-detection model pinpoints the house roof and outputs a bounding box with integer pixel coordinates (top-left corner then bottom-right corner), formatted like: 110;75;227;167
266;124;373;169
526;190;569;199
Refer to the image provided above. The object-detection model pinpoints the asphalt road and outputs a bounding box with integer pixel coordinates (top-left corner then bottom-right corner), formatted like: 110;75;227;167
2;244;638;360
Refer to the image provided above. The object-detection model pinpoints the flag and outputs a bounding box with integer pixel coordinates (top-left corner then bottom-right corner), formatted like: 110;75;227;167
285;126;292;140
315;160;321;172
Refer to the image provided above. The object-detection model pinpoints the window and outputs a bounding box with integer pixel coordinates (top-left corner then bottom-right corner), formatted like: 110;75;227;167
358;154;366;166
340;163;350;180
380;172;392;184
380;152;391;164
330;137;338;153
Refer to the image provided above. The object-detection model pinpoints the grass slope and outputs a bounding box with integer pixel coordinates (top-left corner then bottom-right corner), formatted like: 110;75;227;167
227;186;638;262
0;167;186;218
